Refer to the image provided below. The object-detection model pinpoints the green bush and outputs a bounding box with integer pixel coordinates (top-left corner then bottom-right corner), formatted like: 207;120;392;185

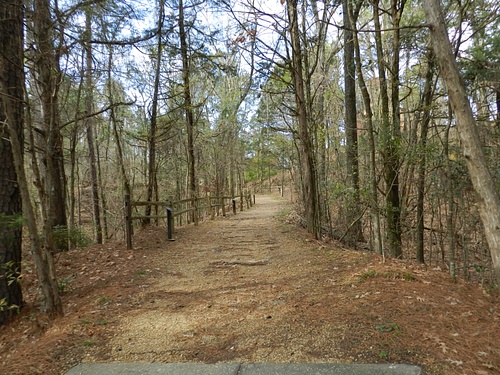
53;226;92;250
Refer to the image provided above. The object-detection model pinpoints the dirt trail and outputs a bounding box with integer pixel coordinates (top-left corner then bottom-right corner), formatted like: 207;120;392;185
107;194;346;363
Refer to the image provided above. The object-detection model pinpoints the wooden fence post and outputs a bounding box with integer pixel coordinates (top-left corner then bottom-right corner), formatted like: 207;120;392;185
166;206;174;241
253;194;256;205
125;194;133;249
194;196;199;226
221;196;226;216
210;197;215;220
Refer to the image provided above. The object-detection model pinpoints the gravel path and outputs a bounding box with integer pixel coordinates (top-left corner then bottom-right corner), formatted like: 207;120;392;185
106;195;346;363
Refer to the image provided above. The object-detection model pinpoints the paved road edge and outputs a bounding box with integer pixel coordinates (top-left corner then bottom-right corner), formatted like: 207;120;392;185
65;362;422;375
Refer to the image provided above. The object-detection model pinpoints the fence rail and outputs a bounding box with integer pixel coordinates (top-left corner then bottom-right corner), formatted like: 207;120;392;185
124;192;255;249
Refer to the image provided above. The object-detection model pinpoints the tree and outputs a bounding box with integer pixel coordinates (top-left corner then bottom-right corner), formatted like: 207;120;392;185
423;0;500;285
31;0;68;240
1;0;62;318
286;0;321;238
371;0;406;258
84;7;103;243
144;0;165;225
178;0;197;202
343;0;363;243
415;49;435;264
348;0;383;254
0;0;24;325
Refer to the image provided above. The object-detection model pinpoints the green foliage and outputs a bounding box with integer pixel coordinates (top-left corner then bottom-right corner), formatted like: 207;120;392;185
378;350;389;360
0;213;23;229
358;269;415;282
358;269;378;282
384;271;415;281
58;275;73;293
328;181;358;202
375;322;400;333
461;33;500;83
97;296;112;306
0;298;20;314
22;312;37;321
1;260;23;286
82;340;94;347
53;226;92;250
79;318;108;327
277;208;291;219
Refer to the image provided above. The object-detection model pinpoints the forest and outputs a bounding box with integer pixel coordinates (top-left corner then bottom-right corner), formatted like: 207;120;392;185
0;0;499;325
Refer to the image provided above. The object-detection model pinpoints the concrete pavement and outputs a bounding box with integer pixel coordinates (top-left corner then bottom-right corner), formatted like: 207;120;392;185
65;362;422;375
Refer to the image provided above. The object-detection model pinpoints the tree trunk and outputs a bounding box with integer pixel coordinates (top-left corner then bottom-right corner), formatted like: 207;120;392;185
373;0;402;258
423;0;500;285
107;52;131;199
0;0;24;325
32;0;67;236
85;10;103;244
1;2;62;316
387;0;405;258
496;88;500;127
68;74;84;249
310;0;329;223
179;0;197;202
343;0;363;243
96;126;109;239
286;0;320;239
443;116;456;278
416;50;435;264
4;100;63;318
349;2;383;255
144;0;164;225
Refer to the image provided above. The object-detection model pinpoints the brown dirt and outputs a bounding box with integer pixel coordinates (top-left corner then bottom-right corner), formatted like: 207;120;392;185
1;195;499;375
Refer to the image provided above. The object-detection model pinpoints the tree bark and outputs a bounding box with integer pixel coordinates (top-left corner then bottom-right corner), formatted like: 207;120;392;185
373;0;402;258
179;0;197;202
68;76;84;248
387;0;405;258
423;0;500;285
310;0;329;224
3;97;63;318
416;50;435;264
85;10;103;244
343;0;363;243
0;0;24;325
349;1;383;255
1;1;62;316
32;0;67;236
286;0;320;239
144;0;164;225
107;52;131;199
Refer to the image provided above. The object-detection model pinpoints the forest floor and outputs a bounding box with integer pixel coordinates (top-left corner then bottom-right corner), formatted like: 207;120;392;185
0;194;499;375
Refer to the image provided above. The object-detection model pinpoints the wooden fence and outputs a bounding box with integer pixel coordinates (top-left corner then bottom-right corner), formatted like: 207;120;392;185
124;192;255;249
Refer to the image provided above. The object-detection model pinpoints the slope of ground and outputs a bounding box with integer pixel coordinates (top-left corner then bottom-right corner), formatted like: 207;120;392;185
0;195;498;375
